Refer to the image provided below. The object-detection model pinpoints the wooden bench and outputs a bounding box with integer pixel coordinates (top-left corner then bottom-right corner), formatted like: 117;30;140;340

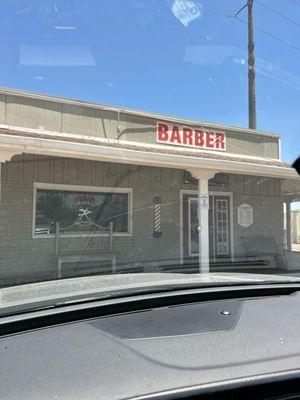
55;221;116;279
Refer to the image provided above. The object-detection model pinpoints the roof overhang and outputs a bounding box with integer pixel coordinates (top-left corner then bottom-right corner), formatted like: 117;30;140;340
282;179;300;201
0;124;298;180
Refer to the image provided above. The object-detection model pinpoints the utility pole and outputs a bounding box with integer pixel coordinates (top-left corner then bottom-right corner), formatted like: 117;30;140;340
235;0;257;129
248;0;256;129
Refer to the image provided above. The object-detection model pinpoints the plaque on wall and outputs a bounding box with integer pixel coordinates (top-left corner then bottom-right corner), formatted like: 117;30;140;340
200;195;209;210
238;204;253;227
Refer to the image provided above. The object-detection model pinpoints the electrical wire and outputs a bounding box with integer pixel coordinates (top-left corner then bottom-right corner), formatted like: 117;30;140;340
204;7;300;55
288;0;300;7
236;15;300;54
204;8;233;18
255;0;300;28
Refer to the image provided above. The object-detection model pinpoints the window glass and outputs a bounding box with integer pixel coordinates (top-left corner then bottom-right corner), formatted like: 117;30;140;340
35;188;129;234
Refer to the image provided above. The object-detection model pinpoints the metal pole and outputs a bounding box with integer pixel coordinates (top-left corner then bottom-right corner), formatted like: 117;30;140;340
198;178;209;273
248;0;257;129
286;201;292;252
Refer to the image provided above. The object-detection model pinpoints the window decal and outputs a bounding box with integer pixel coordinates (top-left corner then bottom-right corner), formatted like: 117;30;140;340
34;187;130;235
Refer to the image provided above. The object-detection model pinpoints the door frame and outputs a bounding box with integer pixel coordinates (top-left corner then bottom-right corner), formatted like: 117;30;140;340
179;190;234;265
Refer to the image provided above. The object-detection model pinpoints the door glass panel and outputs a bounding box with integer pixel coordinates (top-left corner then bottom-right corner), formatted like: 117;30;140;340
215;199;229;255
189;198;199;255
186;196;231;259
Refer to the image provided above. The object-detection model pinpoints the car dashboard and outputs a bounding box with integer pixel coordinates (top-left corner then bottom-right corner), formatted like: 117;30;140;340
1;284;300;399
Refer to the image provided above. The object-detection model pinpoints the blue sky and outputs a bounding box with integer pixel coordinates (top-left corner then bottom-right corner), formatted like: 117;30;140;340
0;0;300;163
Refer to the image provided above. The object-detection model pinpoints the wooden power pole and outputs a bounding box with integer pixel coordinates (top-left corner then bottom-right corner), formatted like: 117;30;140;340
248;0;257;129
235;0;257;129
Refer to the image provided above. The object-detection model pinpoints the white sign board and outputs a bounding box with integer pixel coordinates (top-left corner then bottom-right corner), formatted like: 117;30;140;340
238;204;253;227
157;122;226;151
199;195;209;210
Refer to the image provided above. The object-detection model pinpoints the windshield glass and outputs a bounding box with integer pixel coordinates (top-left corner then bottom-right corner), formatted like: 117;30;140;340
0;0;299;309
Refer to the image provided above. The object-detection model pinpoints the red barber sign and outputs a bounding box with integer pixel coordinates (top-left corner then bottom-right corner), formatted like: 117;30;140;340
157;122;226;151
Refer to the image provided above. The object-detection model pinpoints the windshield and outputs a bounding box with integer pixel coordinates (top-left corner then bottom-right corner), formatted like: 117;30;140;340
0;0;299;309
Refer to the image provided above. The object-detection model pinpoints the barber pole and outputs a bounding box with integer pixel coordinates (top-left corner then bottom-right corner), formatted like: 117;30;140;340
153;196;161;238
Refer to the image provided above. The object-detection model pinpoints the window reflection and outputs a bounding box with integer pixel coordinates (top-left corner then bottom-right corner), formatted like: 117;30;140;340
35;188;129;234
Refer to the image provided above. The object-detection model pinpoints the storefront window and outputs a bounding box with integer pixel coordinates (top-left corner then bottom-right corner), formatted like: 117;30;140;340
34;186;130;235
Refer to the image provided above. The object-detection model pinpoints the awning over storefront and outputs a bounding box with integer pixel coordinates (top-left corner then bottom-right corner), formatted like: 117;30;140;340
0;124;297;180
282;179;300;202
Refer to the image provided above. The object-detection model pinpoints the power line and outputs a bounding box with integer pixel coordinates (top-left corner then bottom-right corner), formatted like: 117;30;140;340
236;15;300;53
204;8;232;18
288;0;300;7
205;8;300;55
256;0;300;28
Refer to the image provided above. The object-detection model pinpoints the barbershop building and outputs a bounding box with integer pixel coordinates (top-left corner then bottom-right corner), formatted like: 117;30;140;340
0;88;298;285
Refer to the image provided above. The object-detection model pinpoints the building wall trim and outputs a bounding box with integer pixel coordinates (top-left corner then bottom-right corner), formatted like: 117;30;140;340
0;132;297;180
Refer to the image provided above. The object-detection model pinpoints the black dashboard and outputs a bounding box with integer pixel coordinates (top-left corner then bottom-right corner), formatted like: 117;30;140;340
1;285;300;399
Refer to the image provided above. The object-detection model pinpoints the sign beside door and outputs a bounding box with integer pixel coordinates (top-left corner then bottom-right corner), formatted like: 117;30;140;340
199;194;209;210
238;203;253;227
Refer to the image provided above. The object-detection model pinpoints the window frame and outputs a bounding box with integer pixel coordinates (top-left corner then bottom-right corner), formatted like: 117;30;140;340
32;182;133;239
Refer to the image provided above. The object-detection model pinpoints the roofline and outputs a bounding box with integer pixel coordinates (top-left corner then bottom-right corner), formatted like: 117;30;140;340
0;87;281;139
0;123;280;164
0;128;296;180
